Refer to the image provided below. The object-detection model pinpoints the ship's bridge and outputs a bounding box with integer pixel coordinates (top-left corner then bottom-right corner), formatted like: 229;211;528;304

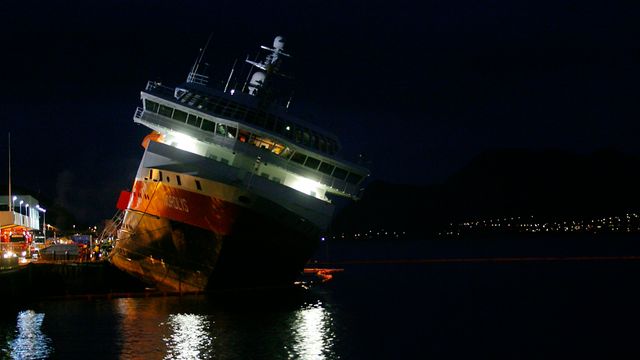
135;81;369;200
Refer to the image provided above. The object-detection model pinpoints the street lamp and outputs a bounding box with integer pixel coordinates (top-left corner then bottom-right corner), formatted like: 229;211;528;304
12;196;17;212
25;204;29;227
19;200;23;215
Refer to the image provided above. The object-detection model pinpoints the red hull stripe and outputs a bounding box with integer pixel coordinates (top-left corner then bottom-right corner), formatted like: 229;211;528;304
117;190;132;211
128;180;239;235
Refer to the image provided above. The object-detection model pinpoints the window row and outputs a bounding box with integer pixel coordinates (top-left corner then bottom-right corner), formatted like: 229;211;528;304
149;169;203;191
173;90;339;155
145;99;364;185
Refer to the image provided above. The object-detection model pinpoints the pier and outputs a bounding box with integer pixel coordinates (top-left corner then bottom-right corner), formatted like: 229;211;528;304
0;260;148;301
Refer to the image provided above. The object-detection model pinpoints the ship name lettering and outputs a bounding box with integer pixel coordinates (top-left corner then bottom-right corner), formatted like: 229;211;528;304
132;191;150;201
166;195;189;213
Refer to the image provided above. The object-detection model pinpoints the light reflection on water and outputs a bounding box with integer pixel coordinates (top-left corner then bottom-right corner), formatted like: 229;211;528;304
7;310;52;360
0;291;339;359
162;313;213;360
287;301;336;360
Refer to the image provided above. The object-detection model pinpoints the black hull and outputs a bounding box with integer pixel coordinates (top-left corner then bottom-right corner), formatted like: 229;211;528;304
111;204;320;292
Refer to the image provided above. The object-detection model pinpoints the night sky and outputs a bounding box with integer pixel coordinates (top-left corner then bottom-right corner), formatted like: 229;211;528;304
0;1;637;224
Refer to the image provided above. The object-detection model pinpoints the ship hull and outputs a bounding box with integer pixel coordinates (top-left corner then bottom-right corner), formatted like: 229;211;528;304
111;202;320;292
110;141;329;291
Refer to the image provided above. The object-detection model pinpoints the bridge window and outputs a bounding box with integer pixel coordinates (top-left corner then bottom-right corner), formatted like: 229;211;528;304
158;104;174;118
281;147;294;159
271;143;285;155
186;114;201;127
291;152;307;165
304;156;321;170
238;129;251;143
333;167;348;180
215;123;237;138
226;125;237;138
195;180;202;191
144;99;159;113
201;119;215;133
318;162;335;175
172;109;188;122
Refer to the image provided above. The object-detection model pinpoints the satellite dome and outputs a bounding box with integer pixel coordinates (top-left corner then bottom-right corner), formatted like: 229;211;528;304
248;71;266;95
273;36;285;50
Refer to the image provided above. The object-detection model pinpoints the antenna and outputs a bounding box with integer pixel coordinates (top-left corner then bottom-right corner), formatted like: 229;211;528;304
224;59;238;93
186;33;213;85
286;91;294;110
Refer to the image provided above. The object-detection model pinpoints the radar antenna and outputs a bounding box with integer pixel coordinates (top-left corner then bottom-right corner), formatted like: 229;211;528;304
245;36;291;96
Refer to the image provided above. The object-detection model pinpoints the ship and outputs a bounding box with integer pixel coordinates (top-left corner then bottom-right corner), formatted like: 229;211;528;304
110;35;369;292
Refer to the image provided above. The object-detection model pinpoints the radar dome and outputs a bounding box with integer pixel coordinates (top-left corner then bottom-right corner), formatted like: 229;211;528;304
273;36;285;50
248;71;266;95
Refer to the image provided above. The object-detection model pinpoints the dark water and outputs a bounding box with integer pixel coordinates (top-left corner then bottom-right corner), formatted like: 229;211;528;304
3;235;640;359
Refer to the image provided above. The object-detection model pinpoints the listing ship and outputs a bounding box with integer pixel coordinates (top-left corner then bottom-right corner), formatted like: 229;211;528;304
110;36;369;292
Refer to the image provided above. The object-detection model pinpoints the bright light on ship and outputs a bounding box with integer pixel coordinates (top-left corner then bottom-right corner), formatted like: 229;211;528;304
169;132;199;154
288;176;323;198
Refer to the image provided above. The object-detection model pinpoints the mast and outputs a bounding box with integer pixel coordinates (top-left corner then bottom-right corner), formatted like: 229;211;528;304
7;133;11;212
224;59;238;93
186;33;213;86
